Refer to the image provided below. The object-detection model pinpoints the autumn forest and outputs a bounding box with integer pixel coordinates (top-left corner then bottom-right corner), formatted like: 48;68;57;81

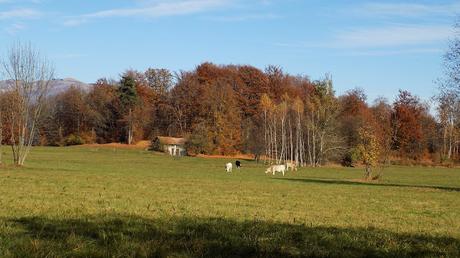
0;60;457;170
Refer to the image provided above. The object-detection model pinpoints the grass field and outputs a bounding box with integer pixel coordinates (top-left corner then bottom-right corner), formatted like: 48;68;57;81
0;146;459;257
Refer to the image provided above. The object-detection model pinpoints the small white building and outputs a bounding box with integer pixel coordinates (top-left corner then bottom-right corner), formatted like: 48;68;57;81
152;136;187;156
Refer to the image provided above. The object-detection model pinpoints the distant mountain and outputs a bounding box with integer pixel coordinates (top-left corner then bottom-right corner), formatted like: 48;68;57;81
0;78;92;95
49;78;92;95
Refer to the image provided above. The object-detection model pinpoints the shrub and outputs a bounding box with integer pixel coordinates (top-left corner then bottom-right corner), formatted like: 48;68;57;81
64;134;84;146
186;123;213;155
150;137;163;152
80;130;96;144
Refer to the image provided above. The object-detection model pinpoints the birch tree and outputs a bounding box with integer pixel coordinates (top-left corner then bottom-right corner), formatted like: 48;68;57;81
0;108;2;165
277;100;288;164
1;42;54;166
437;17;460;160
305;75;342;166
260;94;273;163
436;93;458;160
293;97;304;166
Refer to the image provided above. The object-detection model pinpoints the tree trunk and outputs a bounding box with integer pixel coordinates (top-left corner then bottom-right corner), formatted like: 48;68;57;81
289;118;293;164
0;110;2;165
268;123;272;164
264;110;269;164
443;124;448;159
307;126;312;166
448;122;453;159
295;115;300;166
128;108;134;145
279;115;285;164
364;165;372;180
274;117;278;164
300;132;305;167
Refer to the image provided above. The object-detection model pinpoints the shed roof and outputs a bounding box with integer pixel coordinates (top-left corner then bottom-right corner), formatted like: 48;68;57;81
157;136;187;145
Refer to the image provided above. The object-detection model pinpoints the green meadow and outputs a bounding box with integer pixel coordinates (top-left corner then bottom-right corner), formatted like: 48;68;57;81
0;146;459;257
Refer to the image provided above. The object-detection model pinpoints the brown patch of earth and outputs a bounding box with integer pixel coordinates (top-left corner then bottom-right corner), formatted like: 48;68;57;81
195;154;255;160
83;140;150;150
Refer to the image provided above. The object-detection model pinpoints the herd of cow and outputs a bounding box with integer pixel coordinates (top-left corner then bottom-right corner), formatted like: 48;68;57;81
225;161;298;176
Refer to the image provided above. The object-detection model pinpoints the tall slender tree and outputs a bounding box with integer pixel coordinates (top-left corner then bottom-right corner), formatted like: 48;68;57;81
119;75;138;144
436;18;460;161
1;42;54;166
0;108;2;165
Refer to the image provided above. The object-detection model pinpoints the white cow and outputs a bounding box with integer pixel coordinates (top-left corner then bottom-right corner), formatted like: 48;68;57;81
225;162;233;173
286;161;298;171
265;165;286;176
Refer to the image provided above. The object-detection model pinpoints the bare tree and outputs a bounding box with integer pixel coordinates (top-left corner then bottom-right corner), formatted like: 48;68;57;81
0;108;2;165
260;94;274;164
304;75;343;166
436;18;460;161
1;42;54;166
277;101;288;164
293;97;304;166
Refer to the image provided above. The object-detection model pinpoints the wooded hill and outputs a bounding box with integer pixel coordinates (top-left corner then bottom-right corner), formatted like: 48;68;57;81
1;62;455;167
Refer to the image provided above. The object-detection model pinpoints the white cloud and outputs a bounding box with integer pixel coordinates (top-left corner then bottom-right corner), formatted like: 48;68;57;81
205;13;279;22
52;53;87;59
64;0;231;26
0;0;43;4
344;48;443;57
0;8;42;20
353;2;460;17
4;23;26;34
335;25;453;48
277;24;453;50
63;18;87;27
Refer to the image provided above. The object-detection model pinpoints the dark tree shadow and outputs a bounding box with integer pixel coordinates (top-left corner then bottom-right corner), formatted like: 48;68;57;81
274;178;460;192
1;215;459;257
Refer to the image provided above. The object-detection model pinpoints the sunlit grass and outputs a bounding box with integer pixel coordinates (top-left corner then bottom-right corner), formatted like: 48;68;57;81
0;146;459;257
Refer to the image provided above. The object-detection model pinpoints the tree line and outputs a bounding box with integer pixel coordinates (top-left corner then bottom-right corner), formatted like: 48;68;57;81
0;20;459;171
0;62;456;166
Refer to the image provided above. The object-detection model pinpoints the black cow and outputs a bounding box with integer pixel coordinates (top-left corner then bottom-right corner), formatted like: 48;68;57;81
235;160;241;169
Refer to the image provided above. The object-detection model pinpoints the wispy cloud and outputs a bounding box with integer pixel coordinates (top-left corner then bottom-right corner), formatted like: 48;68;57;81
0;0;43;4
205;13;279;22
344;48;443;57
277;24;453;51
353;2;460;18
274;2;459;57
335;24;453;48
4;23;26;34
52;53;87;60
64;0;232;26
0;8;42;20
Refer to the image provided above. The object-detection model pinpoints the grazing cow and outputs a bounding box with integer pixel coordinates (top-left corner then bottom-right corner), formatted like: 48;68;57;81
265;165;286;176
225;162;232;173
286;161;297;171
235;160;241;169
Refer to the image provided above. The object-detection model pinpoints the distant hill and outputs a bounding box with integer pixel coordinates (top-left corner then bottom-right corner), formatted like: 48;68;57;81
48;78;92;95
0;78;92;95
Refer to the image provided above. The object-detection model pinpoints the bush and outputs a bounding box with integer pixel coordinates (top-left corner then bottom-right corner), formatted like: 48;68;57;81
80;130;96;144
341;150;360;167
149;137;162;152
64;134;84;146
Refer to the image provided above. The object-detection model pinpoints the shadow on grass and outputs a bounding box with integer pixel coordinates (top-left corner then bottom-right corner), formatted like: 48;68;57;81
1;215;459;257
274;178;460;192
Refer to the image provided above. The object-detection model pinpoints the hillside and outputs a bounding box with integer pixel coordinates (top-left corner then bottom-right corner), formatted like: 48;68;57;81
0;78;91;95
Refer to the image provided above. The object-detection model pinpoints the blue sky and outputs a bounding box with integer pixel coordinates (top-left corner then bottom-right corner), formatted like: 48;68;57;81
0;0;458;102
